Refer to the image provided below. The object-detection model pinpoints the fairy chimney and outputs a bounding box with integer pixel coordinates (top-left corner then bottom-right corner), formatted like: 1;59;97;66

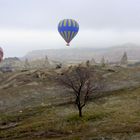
120;52;128;66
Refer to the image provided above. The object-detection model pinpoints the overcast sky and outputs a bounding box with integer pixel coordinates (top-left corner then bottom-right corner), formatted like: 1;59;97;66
0;0;140;57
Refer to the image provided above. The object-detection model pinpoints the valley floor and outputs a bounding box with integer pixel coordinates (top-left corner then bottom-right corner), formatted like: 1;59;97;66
0;86;140;140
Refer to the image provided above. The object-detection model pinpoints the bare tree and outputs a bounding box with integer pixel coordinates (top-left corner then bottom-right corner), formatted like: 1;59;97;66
59;66;102;117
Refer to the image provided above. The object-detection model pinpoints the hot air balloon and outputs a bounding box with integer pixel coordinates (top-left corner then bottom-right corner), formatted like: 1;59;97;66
58;19;79;46
0;47;4;62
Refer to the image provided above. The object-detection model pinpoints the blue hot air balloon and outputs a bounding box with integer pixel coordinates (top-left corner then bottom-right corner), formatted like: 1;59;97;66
58;19;79;46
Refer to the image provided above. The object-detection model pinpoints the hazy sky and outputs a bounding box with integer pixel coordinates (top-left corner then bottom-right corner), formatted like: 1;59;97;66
0;0;140;57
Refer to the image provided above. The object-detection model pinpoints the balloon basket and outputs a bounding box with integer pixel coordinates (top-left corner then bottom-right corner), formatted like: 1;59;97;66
66;43;70;46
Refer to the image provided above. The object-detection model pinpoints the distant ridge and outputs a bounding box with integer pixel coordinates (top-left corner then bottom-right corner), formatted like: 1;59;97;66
23;43;140;63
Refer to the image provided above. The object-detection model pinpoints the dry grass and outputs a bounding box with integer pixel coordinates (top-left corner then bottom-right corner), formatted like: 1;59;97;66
0;85;140;140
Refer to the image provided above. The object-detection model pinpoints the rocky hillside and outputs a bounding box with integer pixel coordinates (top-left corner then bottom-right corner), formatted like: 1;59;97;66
0;65;140;113
0;65;140;140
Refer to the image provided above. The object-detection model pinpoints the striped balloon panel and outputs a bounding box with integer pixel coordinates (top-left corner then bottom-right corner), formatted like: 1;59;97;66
58;19;79;43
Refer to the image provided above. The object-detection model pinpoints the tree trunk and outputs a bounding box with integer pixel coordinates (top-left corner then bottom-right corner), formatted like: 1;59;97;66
78;107;82;117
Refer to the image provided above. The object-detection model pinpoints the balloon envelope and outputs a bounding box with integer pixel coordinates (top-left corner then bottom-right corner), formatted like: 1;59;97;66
0;47;3;62
58;19;79;46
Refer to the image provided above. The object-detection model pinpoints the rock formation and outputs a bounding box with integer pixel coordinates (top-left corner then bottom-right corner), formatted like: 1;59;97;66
120;52;128;66
24;58;30;70
100;57;106;67
43;56;50;68
90;58;96;65
0;57;23;71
